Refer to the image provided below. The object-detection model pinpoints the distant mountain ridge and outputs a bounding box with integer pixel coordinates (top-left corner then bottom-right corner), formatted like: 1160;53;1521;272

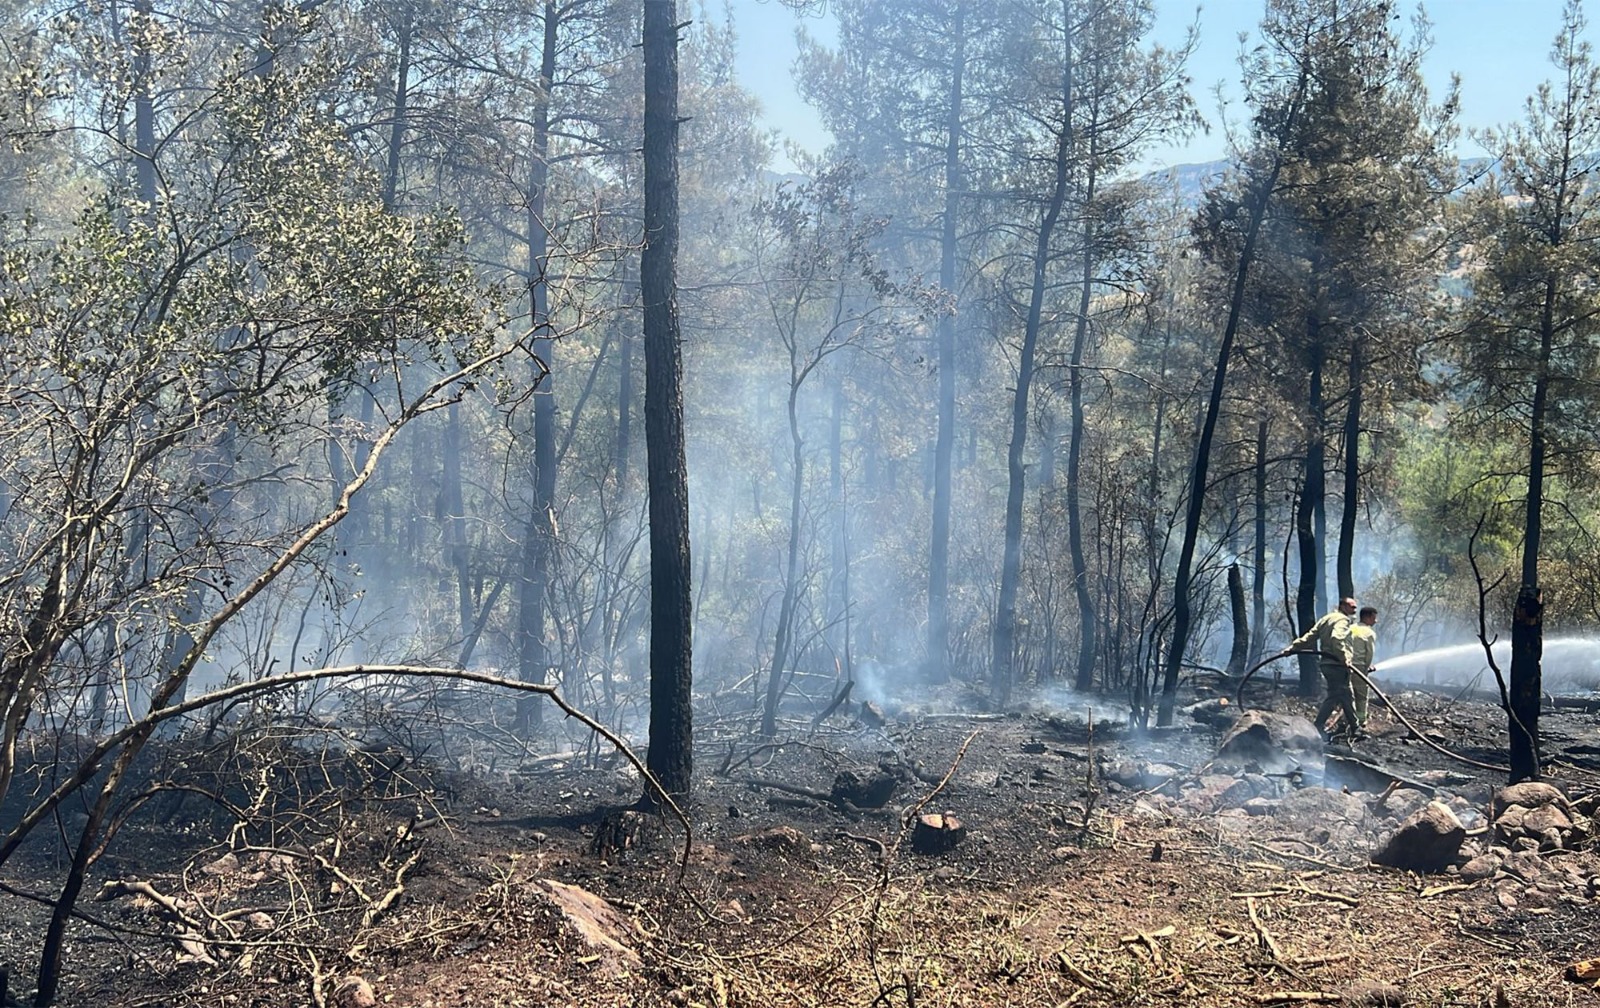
1142;155;1497;207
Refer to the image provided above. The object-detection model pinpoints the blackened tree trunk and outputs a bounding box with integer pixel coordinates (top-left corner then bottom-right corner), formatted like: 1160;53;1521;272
993;4;1073;705
1226;562;1248;677
1066;158;1099;692
1294;337;1326;696
641;0;693;799
1337;332;1363;601
1510;275;1556;783
517;1;561;728
927;2;964;684
1248;414;1269;666
1158;142;1290;726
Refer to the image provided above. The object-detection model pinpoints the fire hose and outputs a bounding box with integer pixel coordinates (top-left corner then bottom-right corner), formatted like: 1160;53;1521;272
1234;649;1510;775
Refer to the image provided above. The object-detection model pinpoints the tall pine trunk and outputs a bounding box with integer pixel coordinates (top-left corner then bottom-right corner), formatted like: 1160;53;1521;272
1509;273;1557;783
517;2;560;728
1337;335;1363;600
1066;153;1099;691
1294;338;1325;696
927;2;964;683
994;1;1073;704
642;0;693;799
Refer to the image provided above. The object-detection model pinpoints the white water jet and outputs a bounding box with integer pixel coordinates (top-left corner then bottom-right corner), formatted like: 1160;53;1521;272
1377;636;1600;691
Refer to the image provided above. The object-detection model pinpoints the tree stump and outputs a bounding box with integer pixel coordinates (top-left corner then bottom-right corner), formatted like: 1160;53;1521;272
911;813;965;854
832;769;898;809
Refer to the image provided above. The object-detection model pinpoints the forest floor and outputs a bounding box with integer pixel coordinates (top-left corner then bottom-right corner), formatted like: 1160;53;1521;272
6;677;1600;1008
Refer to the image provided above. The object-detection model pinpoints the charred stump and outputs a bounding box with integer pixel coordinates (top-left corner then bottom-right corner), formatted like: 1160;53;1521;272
911;813;965;854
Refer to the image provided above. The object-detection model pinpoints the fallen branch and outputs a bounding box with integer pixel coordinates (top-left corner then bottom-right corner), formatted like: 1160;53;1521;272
1;666;694;880
1056;952;1114;992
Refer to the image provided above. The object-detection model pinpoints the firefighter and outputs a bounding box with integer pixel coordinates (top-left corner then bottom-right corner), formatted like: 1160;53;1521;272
1347;606;1379;731
1277;596;1362;740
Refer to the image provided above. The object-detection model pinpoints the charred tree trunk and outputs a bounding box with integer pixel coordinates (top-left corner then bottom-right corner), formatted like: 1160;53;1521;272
642;0;693;798
1066;153;1099;692
1509;274;1557;783
1248;414;1269;666
1294;340;1326;697
994;5;1073;705
1157;141;1290;726
1337;335;1363;600
1226;563;1249;677
927;2;964;684
517;2;561;728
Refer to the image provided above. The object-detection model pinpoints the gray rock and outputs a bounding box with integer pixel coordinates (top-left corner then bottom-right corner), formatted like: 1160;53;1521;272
1524;805;1575;834
1216;711;1322;771
1372;801;1465;872
1460;852;1502;882
1494;781;1569;815
1501;850;1544;882
1278;786;1369;840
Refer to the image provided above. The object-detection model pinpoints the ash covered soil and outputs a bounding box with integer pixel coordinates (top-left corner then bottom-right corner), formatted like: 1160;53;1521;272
7;681;1600;1008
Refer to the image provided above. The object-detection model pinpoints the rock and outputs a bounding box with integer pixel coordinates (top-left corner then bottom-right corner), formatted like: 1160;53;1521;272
1372;801;1465;872
331;976;377;1008
529;878;642;975
1524;805;1575;833
733;826;813;862
1540;827;1567;851
1182;773;1272;812
1216;711;1322;771
1104;761;1182;791
1377;789;1434;825
1496;885;1519;910
1243;797;1280;816
1460;853;1503;882
1494;803;1531;835
832;768;898;808
1277;787;1369;841
1494;781;1570;815
200;852;241;876
246;911;275;931
1501;850;1544;882
1184;698;1236;727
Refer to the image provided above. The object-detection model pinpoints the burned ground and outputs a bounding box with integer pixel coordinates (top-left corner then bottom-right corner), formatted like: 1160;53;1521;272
4;680;1600;1008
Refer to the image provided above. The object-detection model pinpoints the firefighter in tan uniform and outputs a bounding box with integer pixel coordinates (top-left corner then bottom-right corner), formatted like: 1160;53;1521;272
1347;606;1378;732
1277;596;1361;740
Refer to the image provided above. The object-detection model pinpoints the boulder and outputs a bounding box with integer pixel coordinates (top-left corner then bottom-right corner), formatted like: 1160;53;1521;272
1277;787;1369;842
1216;711;1322;771
1372;801;1465;872
1459;852;1502;882
733;826;814;862
1524;805;1575;834
529;878;641;975
1493;782;1569;816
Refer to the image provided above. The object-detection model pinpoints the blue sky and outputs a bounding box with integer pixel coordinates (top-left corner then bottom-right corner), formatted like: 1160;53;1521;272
730;0;1576;172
